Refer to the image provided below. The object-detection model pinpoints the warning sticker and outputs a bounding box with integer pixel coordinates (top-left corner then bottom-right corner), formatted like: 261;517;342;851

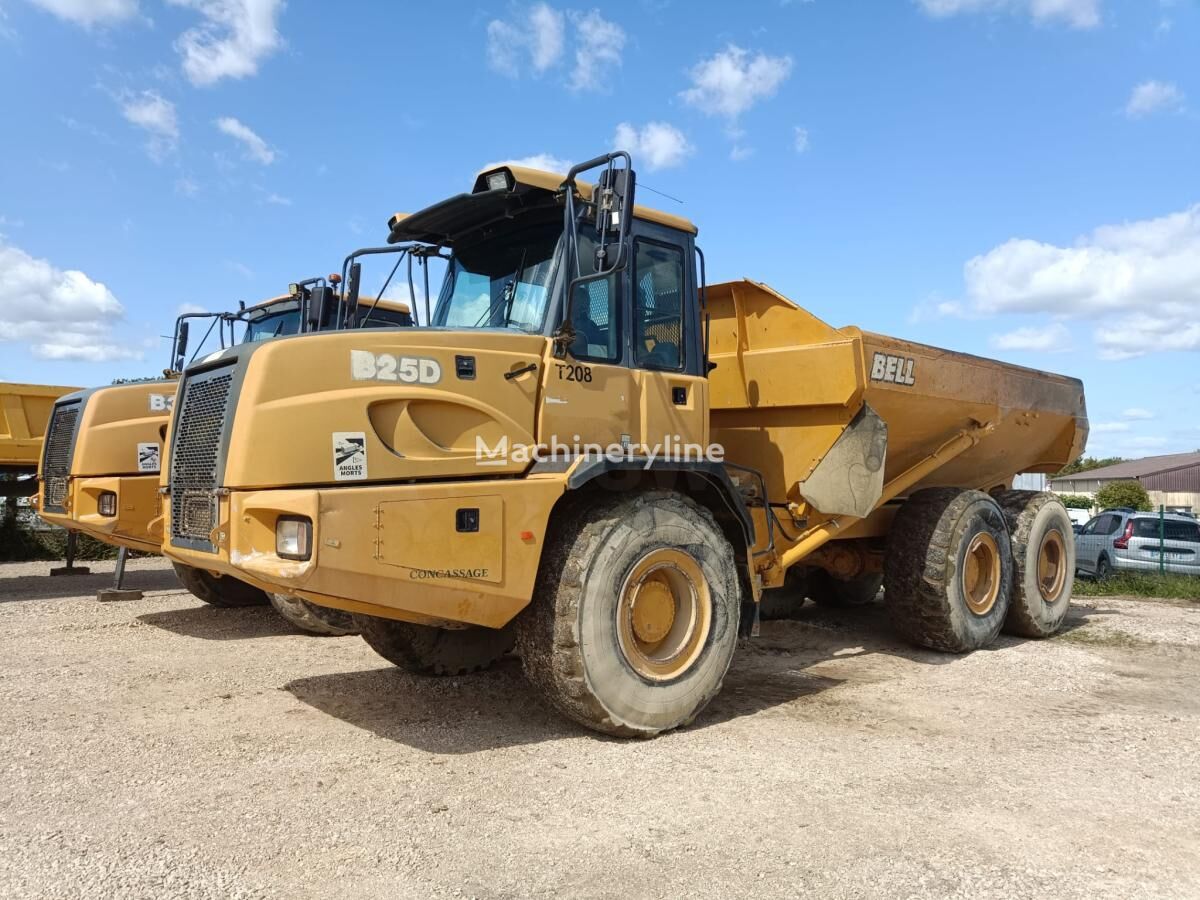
137;442;161;473
332;432;368;481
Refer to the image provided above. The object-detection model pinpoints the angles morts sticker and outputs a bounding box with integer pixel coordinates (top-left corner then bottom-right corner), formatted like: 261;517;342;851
332;432;368;481
137;442;161;473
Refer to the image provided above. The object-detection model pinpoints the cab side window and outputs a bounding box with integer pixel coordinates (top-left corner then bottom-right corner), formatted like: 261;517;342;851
569;231;620;363
633;241;685;371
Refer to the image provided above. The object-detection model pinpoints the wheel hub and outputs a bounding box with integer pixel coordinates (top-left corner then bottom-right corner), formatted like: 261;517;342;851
963;532;1001;616
1037;529;1067;602
630;579;676;644
616;548;712;682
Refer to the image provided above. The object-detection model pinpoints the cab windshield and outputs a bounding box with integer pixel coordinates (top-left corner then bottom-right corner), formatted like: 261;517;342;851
242;303;302;342
432;223;560;332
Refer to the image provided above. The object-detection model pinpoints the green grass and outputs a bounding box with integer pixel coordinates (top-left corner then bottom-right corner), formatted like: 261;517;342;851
1056;627;1152;649
1073;572;1200;601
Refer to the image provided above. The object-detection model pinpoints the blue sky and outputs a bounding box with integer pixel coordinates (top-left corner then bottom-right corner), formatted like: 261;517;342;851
0;0;1197;459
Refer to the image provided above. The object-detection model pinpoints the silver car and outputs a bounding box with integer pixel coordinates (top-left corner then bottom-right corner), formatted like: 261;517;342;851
1075;509;1200;579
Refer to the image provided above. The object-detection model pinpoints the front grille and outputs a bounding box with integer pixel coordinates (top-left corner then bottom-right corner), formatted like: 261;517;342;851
41;402;80;512
169;366;234;551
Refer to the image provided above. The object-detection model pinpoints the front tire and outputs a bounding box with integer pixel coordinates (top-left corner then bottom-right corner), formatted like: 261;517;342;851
884;488;1013;653
270;594;358;636
994;491;1074;638
517;491;740;737
808;569;883;608
171;562;269;608
355;615;515;676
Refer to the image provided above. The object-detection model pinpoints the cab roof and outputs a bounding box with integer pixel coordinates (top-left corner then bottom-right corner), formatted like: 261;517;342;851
248;293;410;315
386;163;697;246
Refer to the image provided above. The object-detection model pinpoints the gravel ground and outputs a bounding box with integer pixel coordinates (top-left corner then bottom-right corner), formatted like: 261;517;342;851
1;558;1198;899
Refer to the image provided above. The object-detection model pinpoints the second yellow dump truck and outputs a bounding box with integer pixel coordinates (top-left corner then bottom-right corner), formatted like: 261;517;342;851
36;283;413;631
160;155;1088;736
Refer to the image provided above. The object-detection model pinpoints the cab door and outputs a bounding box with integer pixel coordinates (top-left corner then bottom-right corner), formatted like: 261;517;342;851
537;260;637;452
627;227;708;454
537;220;706;460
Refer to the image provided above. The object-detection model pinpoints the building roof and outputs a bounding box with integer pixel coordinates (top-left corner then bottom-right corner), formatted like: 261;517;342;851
1054;452;1200;481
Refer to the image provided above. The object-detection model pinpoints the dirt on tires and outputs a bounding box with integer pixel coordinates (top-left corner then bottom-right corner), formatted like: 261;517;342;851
1;557;1198;899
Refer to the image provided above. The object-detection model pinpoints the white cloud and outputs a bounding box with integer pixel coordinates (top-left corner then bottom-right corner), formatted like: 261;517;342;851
168;0;284;86
0;240;138;362
681;45;792;120
119;90;178;162
568;10;625;92
482;154;572;173
1123;407;1155;420
613;121;692;171
177;302;209;315
25;0;138;27
963;203;1200;359
263;192;291;206
1091;422;1131;433
33;333;142;362
215;116;275;164
990;322;1071;352
487;2;565;77
917;0;1101;29
793;126;809;153
1124;80;1185;119
729;144;754;162
175;177;200;197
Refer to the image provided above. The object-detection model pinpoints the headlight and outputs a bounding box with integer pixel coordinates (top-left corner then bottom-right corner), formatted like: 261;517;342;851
275;516;312;561
98;492;117;517
485;170;511;191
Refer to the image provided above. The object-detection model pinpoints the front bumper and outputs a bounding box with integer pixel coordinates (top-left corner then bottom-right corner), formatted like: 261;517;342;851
161;476;568;628
38;475;163;554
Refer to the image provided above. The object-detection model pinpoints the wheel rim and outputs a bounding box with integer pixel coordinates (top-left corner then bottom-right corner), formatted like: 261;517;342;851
962;532;1001;616
1037;529;1067;602
616;548;712;682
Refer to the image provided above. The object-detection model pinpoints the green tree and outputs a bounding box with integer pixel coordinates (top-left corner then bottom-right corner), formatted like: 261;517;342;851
1058;494;1094;510
1094;480;1152;512
1055;456;1128;477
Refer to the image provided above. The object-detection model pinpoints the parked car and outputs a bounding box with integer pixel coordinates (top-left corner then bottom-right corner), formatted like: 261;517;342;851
1075;510;1200;579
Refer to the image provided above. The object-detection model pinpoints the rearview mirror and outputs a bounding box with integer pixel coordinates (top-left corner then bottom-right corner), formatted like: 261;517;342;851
173;321;190;370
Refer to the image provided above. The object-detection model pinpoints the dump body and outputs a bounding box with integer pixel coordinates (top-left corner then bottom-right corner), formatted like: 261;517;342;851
706;280;1087;583
1;382;81;471
707;280;1086;507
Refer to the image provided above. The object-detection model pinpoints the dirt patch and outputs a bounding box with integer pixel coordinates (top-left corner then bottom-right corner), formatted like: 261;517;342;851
1;559;1198;898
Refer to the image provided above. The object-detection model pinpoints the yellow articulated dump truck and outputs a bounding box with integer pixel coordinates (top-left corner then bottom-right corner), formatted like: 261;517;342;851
2;382;81;501
2;382;81;470
36;279;414;634
160;153;1088;736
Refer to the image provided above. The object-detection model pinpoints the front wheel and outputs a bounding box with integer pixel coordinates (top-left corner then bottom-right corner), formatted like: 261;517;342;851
270;594;358;636
808;569;883;608
518;491;740;737
171;562;269;608
355;615;515;676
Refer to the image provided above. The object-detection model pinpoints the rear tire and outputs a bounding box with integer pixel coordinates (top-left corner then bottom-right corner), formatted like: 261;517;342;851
355;615;515;676
517;491;740;737
269;594;358;636
1096;555;1112;582
884;488;1013;653
994;491;1074;638
171;562;269;608
808;569;883;608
